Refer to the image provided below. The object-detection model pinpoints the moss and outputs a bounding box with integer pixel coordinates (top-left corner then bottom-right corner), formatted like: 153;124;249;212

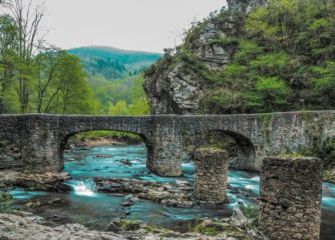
277;153;309;159
257;113;273;143
0;192;13;213
193;223;225;236
113;219;142;231
192;219;252;238
323;169;335;183
0;192;12;202
240;205;259;219
196;146;225;153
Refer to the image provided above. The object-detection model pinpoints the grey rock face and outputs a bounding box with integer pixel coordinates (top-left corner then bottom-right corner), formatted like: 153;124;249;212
144;1;267;115
227;0;267;13
144;61;206;114
144;17;230;115
168;63;206;112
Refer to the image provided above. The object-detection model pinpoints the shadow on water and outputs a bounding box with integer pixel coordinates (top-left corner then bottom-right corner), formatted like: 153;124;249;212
6;145;335;239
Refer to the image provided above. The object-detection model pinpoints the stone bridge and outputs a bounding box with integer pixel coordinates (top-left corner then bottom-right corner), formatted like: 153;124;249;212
1;111;335;176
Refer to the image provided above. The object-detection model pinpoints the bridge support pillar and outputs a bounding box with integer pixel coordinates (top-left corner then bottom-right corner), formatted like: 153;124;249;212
20;116;62;173
259;156;322;240
146;122;183;177
194;148;228;203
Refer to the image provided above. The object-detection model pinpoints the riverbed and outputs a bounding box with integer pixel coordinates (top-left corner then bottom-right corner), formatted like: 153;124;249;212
6;145;335;239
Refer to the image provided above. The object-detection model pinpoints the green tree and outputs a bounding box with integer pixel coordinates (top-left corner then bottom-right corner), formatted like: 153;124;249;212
109;100;130;115
0;15;16;113
2;0;46;113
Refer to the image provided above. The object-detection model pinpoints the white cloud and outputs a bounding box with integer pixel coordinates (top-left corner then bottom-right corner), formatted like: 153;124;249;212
37;0;226;52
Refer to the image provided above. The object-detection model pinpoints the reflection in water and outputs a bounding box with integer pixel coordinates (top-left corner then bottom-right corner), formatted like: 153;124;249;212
5;145;335;239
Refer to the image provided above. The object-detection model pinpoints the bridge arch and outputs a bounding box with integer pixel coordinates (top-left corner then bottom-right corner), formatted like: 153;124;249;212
182;129;256;170
58;129;154;172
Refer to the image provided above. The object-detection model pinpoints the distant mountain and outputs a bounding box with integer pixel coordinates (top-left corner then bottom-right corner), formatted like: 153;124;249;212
68;46;161;80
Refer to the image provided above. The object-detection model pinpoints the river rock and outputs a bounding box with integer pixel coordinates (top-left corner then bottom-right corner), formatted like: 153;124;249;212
94;177;193;208
0;210;264;240
105;216;262;240
0;170;72;192
0;213;125;240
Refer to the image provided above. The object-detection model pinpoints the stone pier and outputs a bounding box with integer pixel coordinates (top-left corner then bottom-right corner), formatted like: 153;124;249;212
193;148;229;203
259;157;323;240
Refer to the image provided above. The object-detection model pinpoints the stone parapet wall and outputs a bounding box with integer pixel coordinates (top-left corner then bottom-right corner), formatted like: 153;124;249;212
193;148;228;203
259;157;323;240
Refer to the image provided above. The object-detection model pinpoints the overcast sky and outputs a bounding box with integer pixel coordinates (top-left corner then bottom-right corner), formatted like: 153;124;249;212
36;0;226;53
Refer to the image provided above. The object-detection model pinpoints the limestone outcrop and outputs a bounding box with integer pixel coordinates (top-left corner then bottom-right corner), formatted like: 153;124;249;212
144;0;266;114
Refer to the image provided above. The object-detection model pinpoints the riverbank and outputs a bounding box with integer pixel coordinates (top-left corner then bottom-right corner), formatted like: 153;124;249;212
67;130;144;149
0;208;263;240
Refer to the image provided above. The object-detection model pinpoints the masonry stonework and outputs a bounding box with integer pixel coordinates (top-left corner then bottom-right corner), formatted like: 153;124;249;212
259;157;323;240
0;111;335;176
194;148;228;203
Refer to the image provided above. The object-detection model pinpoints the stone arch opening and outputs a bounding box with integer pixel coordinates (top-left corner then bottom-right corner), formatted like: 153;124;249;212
182;130;256;171
58;130;154;172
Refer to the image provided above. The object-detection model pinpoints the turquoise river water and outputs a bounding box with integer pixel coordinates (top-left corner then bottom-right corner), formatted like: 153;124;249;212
6;145;335;239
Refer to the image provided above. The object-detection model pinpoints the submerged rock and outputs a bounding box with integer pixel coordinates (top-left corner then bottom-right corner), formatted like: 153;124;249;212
95;154;114;159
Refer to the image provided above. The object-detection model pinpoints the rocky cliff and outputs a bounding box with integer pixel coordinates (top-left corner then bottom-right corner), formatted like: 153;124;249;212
144;0;266;114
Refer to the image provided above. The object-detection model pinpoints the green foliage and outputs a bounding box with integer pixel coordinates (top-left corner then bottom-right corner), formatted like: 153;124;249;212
91;73;149;115
253;77;290;112
0;2;156;116
309;61;335;106
198;0;335;114
0;2;101;114
323;169;335;182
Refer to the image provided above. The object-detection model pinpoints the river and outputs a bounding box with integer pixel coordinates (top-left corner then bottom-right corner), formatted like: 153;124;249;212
7;145;335;239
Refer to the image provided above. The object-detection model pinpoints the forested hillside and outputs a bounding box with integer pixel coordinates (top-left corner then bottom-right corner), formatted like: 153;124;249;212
68;46;160;79
0;1;157;115
68;47;160;115
145;0;335;114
